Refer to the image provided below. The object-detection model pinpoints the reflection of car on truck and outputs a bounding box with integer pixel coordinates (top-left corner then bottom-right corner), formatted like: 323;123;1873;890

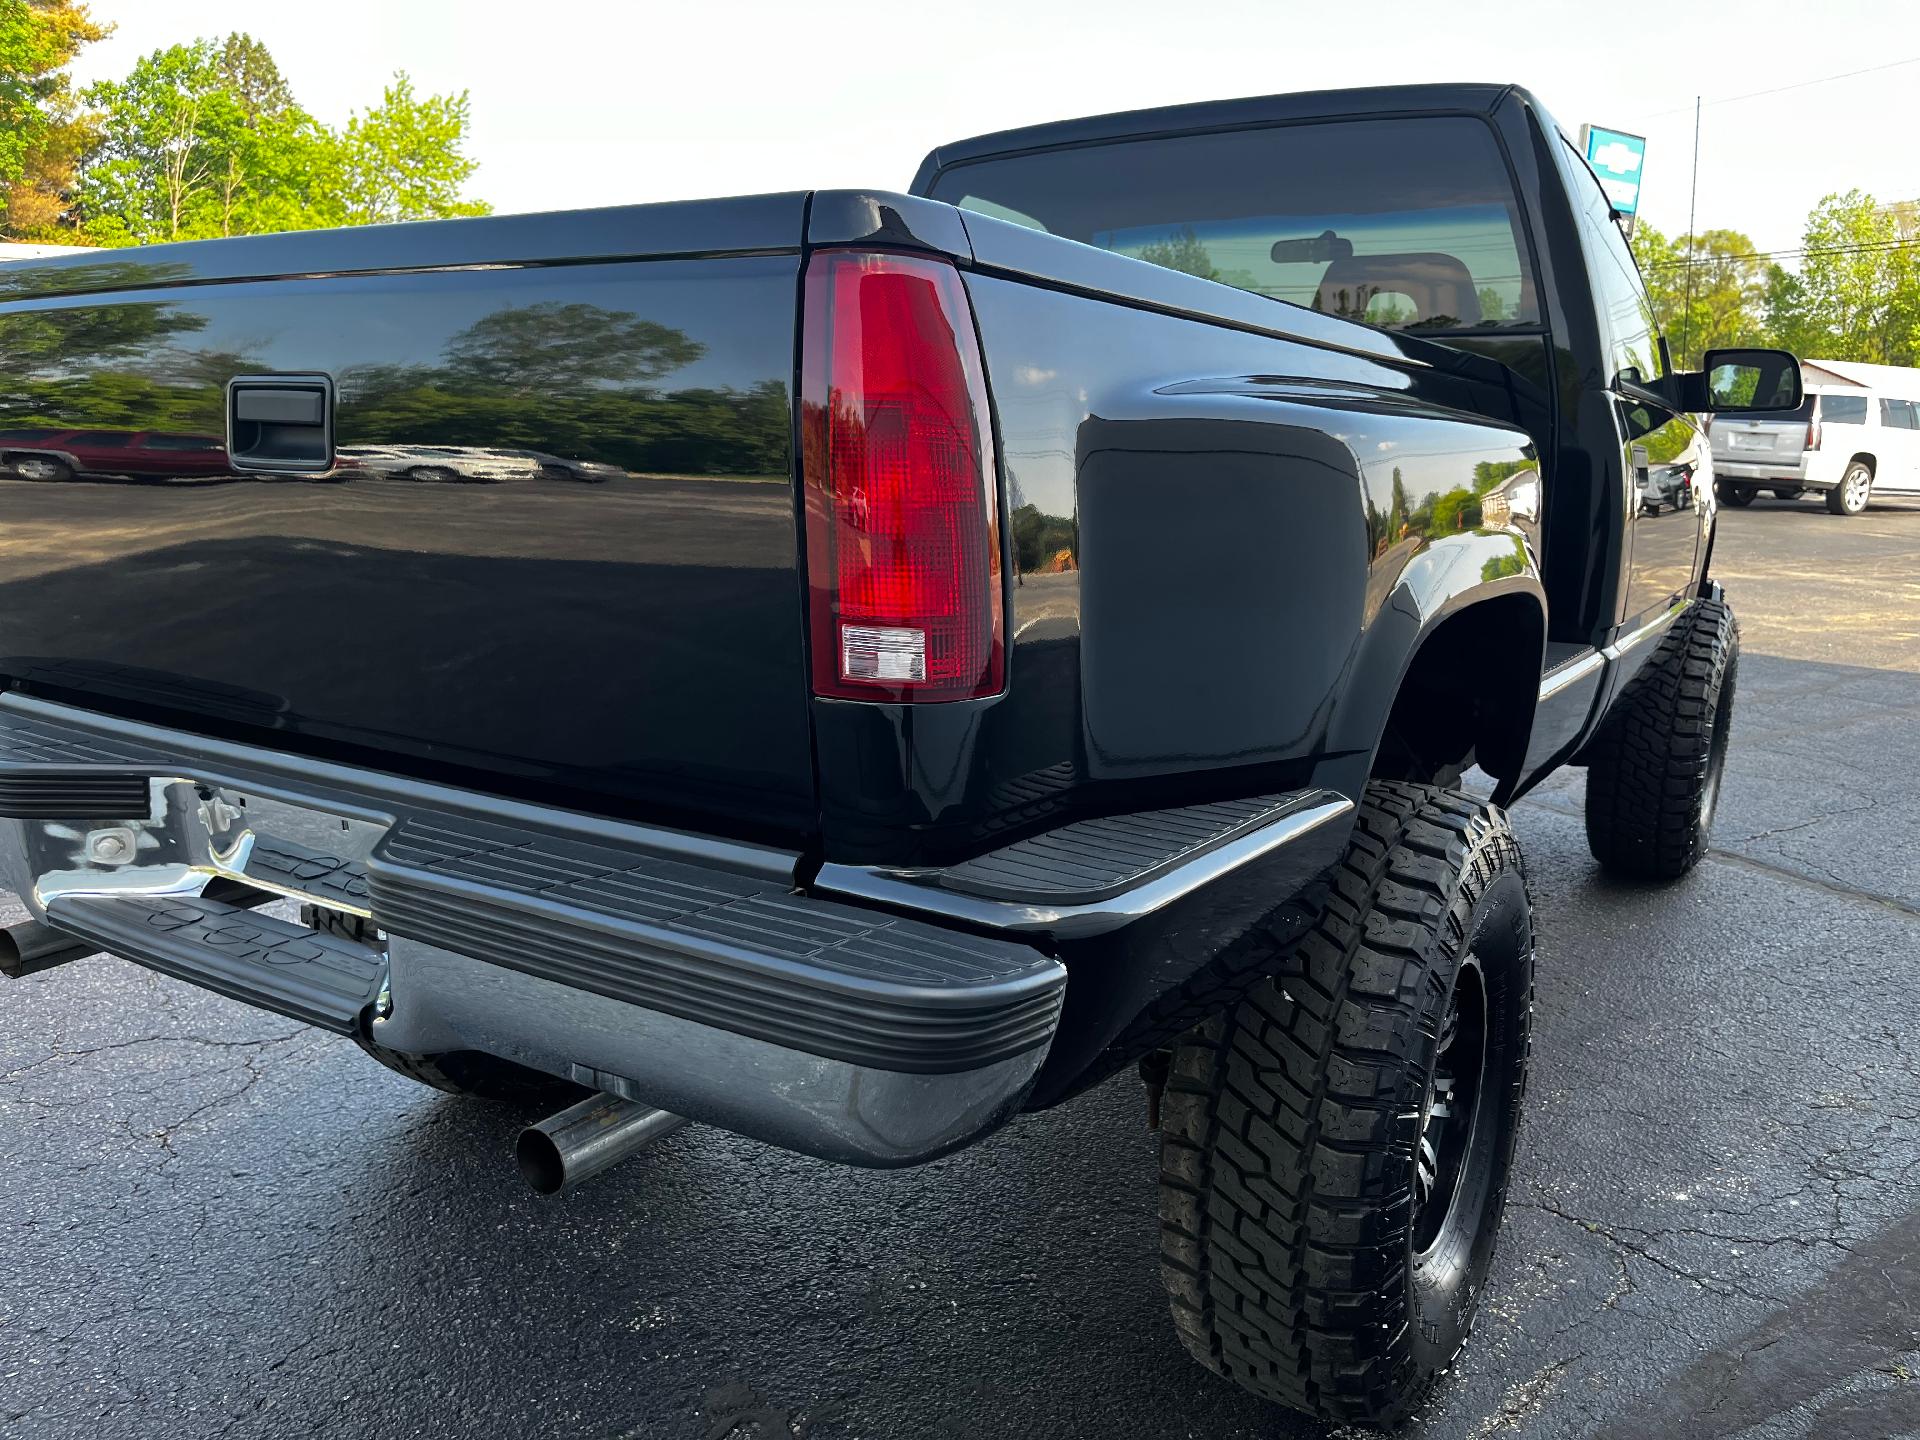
1712;360;1920;515
336;444;626;484
0;83;1801;1429
0;427;228;482
1639;459;1695;514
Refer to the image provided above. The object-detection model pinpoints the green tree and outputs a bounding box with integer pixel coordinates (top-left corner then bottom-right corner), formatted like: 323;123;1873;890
0;0;105;239
213;30;290;124
77;41;225;243
1764;191;1920;366
75;39;486;246
1630;221;1770;369
336;74;488;226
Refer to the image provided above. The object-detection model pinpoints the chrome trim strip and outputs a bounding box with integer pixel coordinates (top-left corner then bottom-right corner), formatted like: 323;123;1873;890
814;790;1355;940
1537;648;1605;702
1602;597;1691;663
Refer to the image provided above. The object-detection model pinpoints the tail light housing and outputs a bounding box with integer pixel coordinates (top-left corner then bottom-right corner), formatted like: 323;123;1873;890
1806;419;1822;451
801;251;1004;702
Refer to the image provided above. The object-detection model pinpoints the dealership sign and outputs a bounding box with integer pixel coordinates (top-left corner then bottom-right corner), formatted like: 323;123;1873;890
1579;124;1647;219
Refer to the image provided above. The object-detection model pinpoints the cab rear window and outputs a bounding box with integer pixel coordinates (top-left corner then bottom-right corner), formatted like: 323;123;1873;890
931;116;1539;333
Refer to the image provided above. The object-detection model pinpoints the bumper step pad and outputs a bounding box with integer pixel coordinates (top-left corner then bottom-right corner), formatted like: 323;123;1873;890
368;816;1062;1074
44;893;384;1033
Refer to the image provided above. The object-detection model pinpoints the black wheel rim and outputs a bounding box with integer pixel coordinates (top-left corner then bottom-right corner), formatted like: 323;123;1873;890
1413;959;1489;1259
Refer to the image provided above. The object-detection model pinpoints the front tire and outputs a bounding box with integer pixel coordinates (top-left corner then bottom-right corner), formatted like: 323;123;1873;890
1771;487;1803;500
1158;782;1534;1427
1583;595;1738;880
1826;462;1872;515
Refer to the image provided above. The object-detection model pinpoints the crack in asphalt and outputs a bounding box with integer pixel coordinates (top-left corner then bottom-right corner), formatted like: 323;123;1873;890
1517;1193;1792;1307
2;1029;308;1083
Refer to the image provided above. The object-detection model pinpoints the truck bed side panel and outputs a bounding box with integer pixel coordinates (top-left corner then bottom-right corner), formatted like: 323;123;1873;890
0;251;813;844
811;271;1543;865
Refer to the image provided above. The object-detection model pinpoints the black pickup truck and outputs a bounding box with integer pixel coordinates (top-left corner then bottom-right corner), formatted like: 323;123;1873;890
0;83;1799;1425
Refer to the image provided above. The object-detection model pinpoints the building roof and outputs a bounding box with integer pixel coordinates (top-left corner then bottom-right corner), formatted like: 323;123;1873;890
1800;358;1920;392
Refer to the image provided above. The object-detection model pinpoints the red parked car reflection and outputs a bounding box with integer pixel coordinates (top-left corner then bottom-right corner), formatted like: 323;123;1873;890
0;427;229;482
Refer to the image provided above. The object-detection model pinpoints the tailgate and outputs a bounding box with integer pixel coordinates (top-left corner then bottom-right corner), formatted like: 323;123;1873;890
0;199;816;845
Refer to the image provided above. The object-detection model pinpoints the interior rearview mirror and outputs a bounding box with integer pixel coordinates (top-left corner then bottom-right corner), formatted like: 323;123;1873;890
1691;348;1803;413
1269;229;1354;264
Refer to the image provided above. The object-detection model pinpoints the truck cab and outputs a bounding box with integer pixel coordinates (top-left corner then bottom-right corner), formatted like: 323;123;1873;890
911;84;1726;720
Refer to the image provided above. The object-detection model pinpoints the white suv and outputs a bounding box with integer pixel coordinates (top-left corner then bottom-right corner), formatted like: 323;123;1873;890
1712;385;1920;516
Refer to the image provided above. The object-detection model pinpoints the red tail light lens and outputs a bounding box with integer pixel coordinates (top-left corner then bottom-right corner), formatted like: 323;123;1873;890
1806;420;1821;451
801;251;1004;702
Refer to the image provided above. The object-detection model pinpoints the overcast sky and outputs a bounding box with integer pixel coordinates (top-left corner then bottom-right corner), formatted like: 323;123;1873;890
69;0;1917;256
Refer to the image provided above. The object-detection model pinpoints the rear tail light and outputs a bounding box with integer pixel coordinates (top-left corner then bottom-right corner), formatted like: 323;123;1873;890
801;251;1004;702
1807;420;1821;451
1702;414;1713;435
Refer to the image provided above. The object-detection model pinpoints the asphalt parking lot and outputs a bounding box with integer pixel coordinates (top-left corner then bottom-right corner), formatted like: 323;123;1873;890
3;494;1919;1440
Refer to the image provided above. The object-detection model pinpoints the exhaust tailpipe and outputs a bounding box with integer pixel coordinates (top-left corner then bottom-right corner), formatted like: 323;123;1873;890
516;1092;687;1195
0;917;97;979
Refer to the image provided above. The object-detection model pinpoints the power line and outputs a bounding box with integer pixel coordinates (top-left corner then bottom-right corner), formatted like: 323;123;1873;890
1629;55;1920;123
1643;236;1920;272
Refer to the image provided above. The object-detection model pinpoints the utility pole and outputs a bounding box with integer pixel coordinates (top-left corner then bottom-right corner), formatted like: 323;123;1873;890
1682;94;1701;367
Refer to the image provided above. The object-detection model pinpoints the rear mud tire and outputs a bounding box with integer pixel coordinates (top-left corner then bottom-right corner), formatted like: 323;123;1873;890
1157;782;1534;1427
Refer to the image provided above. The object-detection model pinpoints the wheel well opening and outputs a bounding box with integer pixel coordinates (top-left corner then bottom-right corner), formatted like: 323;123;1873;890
1848;452;1876;476
1371;596;1544;788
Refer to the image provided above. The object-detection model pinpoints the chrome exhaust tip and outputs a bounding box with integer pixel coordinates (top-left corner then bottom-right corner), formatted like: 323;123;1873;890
0;916;97;979
515;1092;687;1196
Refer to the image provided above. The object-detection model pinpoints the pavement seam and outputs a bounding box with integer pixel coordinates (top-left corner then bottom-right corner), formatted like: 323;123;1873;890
1516;796;1920;924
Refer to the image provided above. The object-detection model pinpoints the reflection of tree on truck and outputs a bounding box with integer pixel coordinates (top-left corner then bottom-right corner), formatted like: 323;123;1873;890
1370;457;1536;550
1009;500;1076;579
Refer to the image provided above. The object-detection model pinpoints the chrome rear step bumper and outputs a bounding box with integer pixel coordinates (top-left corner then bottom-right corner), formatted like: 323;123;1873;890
0;695;1064;1167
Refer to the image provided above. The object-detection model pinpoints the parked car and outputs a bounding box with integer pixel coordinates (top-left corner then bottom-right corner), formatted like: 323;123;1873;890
0;83;1799;1429
1712;376;1920;515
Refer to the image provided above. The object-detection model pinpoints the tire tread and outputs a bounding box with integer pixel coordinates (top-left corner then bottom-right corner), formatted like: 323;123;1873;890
1157;781;1533;1426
